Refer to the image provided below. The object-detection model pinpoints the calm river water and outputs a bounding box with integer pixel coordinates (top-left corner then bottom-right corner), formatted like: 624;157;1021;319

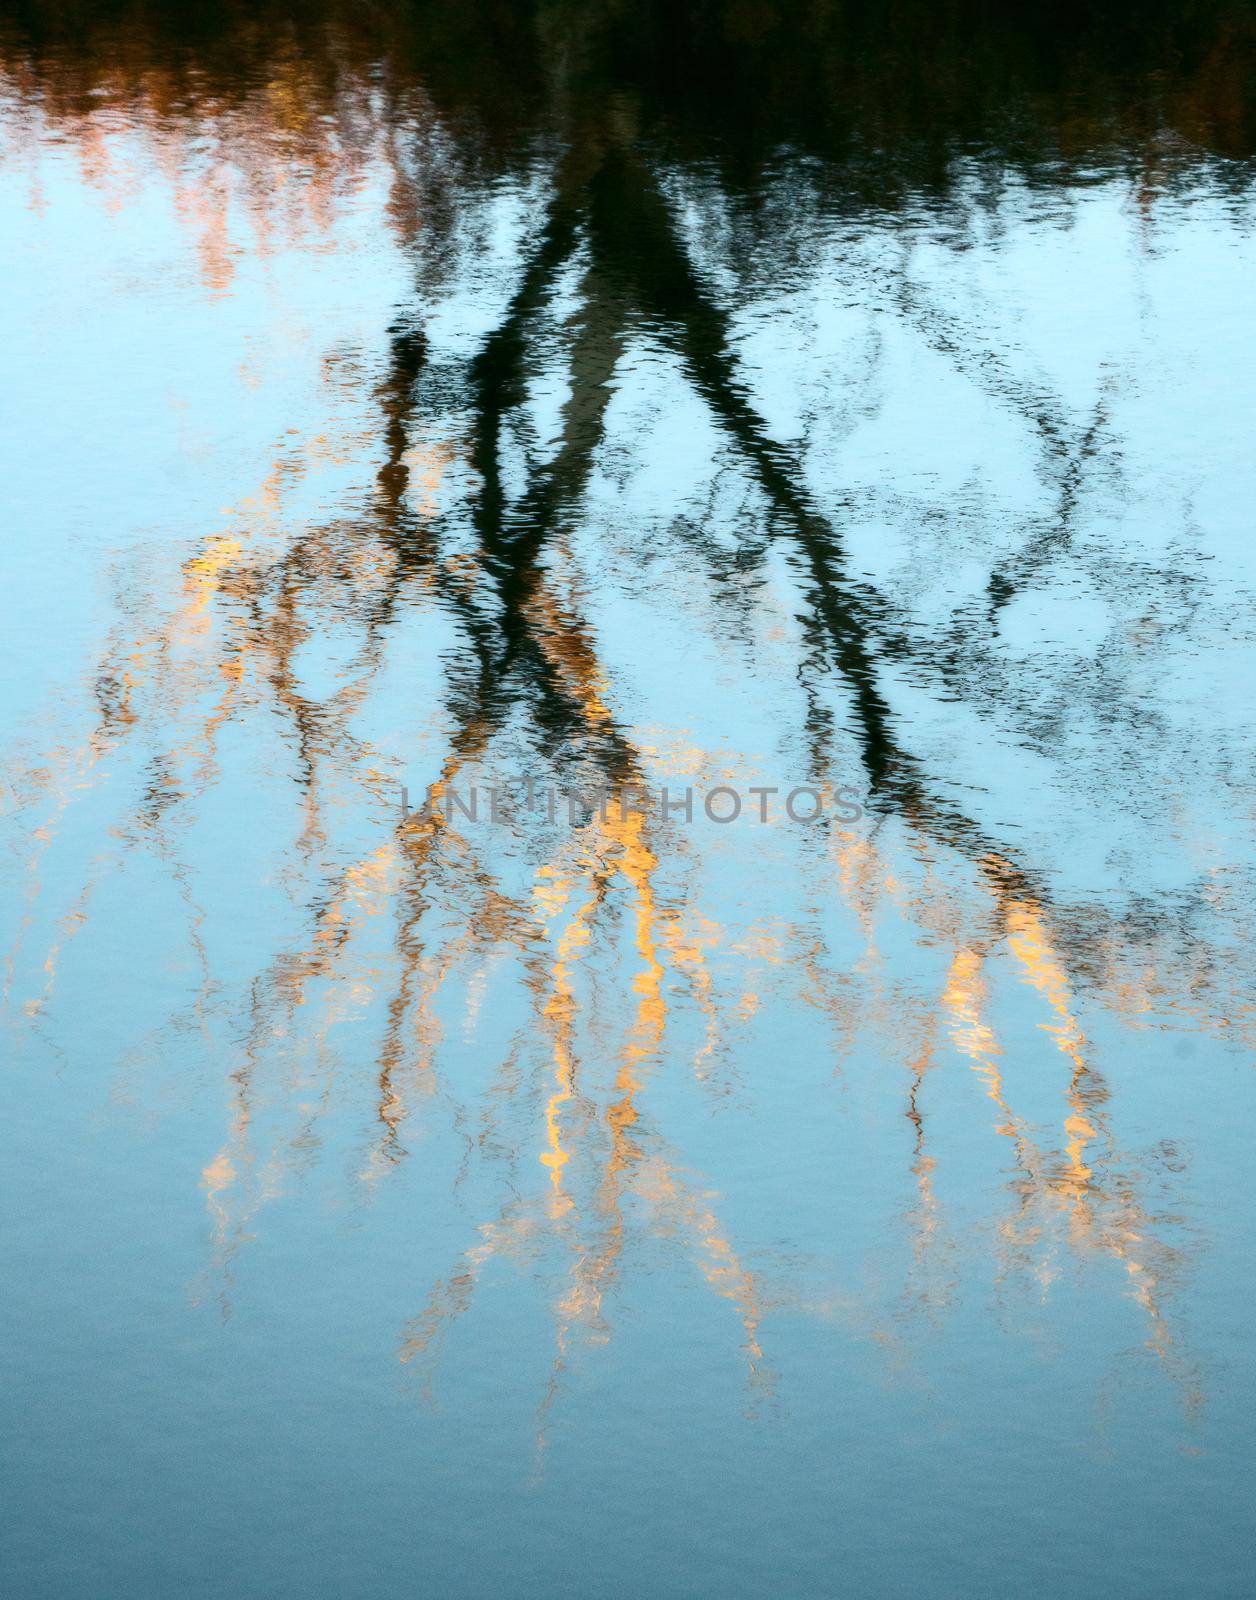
2;4;1255;1596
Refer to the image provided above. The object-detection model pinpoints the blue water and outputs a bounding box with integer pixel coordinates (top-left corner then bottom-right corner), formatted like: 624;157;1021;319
2;6;1255;1595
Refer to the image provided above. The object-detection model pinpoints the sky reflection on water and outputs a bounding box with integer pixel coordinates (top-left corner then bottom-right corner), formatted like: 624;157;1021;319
2;6;1255;1597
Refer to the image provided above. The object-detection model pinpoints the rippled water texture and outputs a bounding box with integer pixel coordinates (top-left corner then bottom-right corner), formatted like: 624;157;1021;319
2;4;1255;1596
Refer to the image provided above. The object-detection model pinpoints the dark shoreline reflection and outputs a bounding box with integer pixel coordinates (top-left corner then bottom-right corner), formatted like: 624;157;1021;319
1;5;1255;1594
6;0;1256;160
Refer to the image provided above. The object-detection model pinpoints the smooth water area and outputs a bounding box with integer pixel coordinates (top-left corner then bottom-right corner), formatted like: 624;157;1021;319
2;5;1255;1596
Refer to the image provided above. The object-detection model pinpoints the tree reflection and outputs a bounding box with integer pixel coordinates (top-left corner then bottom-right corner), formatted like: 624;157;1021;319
2;0;1252;1444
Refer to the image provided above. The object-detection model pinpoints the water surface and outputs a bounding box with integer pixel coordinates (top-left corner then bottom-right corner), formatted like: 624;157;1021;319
2;5;1255;1596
